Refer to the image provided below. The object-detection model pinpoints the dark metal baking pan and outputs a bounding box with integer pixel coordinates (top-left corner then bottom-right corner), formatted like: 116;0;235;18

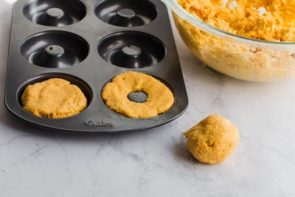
5;0;188;132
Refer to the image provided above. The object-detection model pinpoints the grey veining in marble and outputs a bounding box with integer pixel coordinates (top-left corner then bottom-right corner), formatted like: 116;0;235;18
0;0;295;196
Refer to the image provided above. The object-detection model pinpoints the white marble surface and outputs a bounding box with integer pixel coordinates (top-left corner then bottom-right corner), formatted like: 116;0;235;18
1;0;295;196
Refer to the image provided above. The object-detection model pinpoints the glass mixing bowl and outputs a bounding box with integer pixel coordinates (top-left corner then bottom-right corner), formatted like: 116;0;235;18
163;0;295;82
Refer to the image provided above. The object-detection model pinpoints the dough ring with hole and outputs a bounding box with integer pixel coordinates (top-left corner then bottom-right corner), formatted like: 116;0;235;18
21;78;87;119
102;71;174;119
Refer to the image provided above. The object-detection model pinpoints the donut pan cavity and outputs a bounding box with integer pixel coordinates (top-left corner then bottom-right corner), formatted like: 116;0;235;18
5;0;188;133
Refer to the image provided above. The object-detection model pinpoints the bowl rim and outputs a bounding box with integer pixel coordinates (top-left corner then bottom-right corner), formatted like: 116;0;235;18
163;0;295;47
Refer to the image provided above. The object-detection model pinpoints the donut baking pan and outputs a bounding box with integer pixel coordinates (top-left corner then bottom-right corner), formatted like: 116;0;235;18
5;0;188;132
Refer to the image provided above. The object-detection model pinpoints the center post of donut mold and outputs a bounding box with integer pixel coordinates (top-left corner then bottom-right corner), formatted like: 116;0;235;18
45;45;65;57
117;8;136;19
122;45;142;57
46;8;65;19
128;91;148;103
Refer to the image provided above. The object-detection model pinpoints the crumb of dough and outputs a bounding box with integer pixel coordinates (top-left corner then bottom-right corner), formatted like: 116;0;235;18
22;78;87;119
184;114;240;164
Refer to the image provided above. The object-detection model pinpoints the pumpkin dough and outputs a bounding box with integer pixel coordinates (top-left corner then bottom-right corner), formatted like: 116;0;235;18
22;78;87;119
178;0;295;42
184;114;240;164
102;71;174;119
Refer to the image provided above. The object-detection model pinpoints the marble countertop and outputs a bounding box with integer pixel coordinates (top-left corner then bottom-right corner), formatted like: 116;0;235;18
1;0;295;196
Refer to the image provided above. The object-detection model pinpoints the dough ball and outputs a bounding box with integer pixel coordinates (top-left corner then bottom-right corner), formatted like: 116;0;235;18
184;114;239;164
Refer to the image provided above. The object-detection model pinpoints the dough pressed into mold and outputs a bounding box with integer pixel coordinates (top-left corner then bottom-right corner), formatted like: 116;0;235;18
21;78;87;119
102;71;174;119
